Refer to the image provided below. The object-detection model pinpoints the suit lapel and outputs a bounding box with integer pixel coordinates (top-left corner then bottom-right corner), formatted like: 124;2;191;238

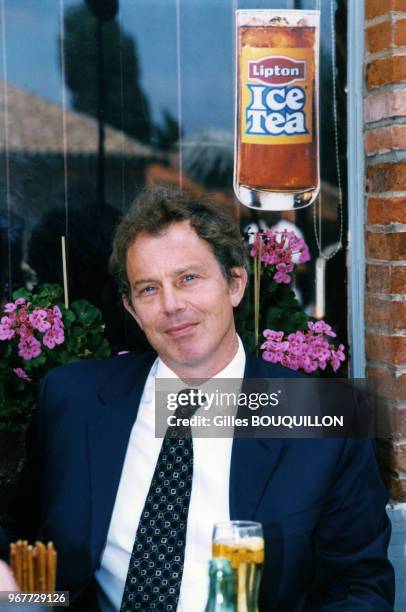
229;350;284;520
87;352;156;569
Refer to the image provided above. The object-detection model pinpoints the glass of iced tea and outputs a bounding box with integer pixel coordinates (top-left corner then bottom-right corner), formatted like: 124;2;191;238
234;9;320;211
212;520;264;612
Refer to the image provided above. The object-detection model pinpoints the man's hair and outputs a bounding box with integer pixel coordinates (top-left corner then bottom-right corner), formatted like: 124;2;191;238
109;186;247;300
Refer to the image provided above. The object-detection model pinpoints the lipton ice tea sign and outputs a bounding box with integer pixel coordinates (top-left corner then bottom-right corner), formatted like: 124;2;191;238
241;49;314;145
234;10;320;211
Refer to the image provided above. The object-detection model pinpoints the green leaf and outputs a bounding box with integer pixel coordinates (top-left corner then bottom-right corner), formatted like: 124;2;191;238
72;300;102;326
266;307;284;328
12;288;31;301
23;353;47;369
0;344;12;360
37;284;63;301
62;308;77;323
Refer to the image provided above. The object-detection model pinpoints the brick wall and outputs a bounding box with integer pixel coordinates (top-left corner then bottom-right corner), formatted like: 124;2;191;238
364;0;406;501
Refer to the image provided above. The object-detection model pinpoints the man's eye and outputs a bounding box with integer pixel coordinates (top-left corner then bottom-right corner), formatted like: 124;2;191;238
141;286;156;294
183;274;196;283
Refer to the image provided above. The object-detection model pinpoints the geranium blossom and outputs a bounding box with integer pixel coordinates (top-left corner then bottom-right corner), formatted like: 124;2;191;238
250;229;310;285
29;309;51;332
13;367;31;382
43;324;65;349
308;320;336;337
0;316;15;340
4;303;16;313
0;299;65;356
261;320;346;374
18;335;42;360
53;305;62;320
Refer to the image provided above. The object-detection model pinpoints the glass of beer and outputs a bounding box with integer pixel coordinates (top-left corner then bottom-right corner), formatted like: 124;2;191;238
234;9;320;211
212;520;264;612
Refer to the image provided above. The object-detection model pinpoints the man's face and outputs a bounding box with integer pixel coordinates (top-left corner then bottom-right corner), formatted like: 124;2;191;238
123;221;247;376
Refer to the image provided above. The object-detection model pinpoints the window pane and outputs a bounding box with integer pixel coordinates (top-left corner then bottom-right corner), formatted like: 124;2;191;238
0;0;347;361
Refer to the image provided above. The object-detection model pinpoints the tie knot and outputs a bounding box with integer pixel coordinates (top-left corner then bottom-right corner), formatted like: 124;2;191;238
174;388;202;419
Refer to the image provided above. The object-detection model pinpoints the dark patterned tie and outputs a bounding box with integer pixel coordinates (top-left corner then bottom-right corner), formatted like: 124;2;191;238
120;389;197;611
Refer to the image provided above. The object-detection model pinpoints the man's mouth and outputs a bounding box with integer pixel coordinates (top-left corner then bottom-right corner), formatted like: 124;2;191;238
165;322;199;338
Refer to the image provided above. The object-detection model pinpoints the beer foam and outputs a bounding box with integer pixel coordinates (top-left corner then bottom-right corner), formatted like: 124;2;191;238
214;536;264;551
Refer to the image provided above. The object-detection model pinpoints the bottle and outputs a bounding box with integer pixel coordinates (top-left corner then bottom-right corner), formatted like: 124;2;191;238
205;558;237;612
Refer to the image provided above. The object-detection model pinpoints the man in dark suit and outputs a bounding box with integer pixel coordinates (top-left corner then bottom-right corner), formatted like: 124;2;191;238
0;188;394;610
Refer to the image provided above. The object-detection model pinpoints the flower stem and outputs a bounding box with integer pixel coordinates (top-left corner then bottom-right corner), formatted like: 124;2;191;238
254;236;262;356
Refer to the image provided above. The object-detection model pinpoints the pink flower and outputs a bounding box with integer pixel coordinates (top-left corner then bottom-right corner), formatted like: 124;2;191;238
52;305;62;320
260;322;346;374
16;324;30;338
43;324;65;349
0;316;15;340
29;309;51;332
273;271;291;284
18;335;42;360
280;353;300;370
13;367;31;382
251;229;311;285
330;344;346;372
15;297;26;306
17;309;28;324
299;245;311;263
263;329;284;341
301;354;319;373
262;350;282;364
286;340;304;357
308;320;336;337
3;302;16;313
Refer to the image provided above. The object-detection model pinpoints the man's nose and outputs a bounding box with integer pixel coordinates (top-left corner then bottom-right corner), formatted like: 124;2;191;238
161;286;185;314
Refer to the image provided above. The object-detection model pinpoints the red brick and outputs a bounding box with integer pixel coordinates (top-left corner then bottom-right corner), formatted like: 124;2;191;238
370;396;406;438
394;0;406;10
380;399;406;440
365;125;406;155
395;19;406;46
366;0;391;20
367;232;406;259
366;0;406;20
366;263;406;292
367;197;406;224
366;22;392;53
366;162;406;192
366;55;406;90
364;89;406;123
366;297;406;329
366;332;406;364
386;474;406;501
367;365;406;400
393;443;406;470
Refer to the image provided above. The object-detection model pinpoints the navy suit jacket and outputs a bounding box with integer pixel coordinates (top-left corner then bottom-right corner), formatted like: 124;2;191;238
0;350;395;611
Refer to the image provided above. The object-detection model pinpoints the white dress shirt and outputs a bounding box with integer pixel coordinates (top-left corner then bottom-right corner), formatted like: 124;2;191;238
95;337;246;611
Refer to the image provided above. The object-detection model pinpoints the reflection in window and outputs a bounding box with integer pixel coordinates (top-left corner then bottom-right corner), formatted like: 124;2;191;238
0;0;347;355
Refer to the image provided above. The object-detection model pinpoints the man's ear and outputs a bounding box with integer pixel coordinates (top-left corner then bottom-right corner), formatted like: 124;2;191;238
228;267;248;308
122;295;144;330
